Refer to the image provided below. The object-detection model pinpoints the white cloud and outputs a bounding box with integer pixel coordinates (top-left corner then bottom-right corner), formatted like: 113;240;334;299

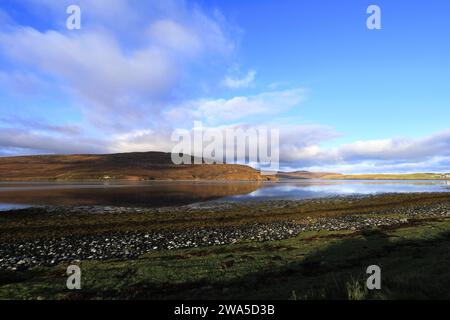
107;122;338;163
0;1;235;130
166;87;307;124
0;116;81;135
109;128;174;153
0;71;49;95
0;127;106;155
148;19;202;55
300;157;450;174
222;70;256;89
0;27;177;128
280;129;450;173
338;131;450;162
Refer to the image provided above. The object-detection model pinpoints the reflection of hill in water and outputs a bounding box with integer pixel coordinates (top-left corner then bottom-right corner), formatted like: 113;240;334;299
0;182;262;207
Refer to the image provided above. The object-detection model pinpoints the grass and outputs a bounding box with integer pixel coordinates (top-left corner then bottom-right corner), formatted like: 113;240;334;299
0;152;271;182
2;218;450;300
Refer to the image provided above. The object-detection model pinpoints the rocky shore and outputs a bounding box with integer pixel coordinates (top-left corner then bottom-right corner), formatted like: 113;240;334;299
1;199;449;271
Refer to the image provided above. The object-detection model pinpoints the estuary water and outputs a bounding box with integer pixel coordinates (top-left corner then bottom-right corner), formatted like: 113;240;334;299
0;179;449;210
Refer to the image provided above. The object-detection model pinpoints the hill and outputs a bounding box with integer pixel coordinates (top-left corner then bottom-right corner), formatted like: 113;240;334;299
0;152;275;182
320;173;450;180
278;171;450;180
277;171;340;179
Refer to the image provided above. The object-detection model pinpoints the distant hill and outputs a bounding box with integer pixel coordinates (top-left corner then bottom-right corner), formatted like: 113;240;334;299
278;171;450;180
319;173;450;180
277;171;340;179
0;152;275;182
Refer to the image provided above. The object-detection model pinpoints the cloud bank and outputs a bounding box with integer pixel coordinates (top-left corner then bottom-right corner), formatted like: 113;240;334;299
0;0;449;173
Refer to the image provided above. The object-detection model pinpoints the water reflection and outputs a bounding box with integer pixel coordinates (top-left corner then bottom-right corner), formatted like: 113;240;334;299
0;180;449;210
0;203;31;211
0;182;261;208
223;179;450;201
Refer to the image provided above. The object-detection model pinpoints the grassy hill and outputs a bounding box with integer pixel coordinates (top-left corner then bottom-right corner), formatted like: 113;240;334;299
277;171;338;179
321;173;450;180
0;152;274;182
278;171;450;180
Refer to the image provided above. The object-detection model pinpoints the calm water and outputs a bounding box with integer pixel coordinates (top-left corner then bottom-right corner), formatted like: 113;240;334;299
223;180;450;201
0;180;449;210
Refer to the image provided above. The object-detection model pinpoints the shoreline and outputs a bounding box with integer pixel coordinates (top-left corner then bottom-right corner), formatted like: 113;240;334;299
1;177;450;183
1;192;450;271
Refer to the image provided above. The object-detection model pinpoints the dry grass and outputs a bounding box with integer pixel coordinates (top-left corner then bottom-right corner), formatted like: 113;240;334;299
0;151;273;182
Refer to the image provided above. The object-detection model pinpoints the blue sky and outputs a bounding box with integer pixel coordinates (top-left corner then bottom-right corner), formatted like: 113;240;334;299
0;0;449;173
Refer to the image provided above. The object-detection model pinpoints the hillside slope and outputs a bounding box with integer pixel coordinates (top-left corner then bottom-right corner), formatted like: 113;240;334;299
278;171;450;180
277;171;339;179
0;152;274;181
321;173;450;180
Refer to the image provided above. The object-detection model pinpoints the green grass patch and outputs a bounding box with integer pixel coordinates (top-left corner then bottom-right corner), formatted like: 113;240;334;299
2;219;450;300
